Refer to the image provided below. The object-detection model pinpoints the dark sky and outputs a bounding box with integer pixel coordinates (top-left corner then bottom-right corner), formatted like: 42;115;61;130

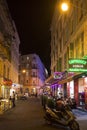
6;0;57;75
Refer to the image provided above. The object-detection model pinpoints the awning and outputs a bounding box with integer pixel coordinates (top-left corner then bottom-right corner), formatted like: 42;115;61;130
58;77;73;84
45;75;60;85
45;72;79;85
3;78;12;86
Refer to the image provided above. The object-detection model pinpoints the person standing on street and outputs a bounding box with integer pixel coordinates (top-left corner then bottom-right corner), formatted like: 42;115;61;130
12;91;15;107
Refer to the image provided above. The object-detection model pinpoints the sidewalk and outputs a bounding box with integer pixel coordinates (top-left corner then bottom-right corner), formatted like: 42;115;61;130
77;106;87;112
0;98;20;115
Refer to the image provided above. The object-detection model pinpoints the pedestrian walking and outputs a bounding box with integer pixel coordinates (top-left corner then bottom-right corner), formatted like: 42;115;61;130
12;91;16;107
9;96;12;108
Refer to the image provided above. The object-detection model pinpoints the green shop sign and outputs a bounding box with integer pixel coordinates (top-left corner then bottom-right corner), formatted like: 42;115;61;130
68;59;87;72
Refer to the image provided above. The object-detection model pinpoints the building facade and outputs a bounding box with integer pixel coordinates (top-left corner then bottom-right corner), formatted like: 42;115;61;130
50;0;87;108
19;54;47;95
51;0;87;73
0;0;20;99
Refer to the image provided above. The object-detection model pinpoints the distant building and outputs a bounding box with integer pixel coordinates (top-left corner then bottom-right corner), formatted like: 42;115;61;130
19;54;47;95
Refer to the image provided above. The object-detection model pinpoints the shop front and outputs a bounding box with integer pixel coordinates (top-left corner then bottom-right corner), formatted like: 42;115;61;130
45;72;66;98
58;73;74;99
1;79;12;99
68;58;87;109
77;77;87;109
0;79;12;113
67;80;74;98
64;75;87;109
50;84;63;98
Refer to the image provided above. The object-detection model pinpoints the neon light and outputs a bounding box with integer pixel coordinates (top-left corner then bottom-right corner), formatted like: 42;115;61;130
54;72;62;79
68;68;87;72
73;65;83;68
83;55;87;59
69;59;87;65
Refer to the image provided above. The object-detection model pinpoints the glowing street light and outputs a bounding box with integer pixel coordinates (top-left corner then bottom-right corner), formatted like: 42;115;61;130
22;69;26;73
60;1;87;13
61;2;69;12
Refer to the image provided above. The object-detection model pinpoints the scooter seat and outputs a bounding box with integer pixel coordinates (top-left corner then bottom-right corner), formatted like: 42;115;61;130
52;109;61;114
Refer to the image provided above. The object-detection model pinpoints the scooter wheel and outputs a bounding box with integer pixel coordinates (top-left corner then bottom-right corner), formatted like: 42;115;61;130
46;120;52;125
44;116;52;125
69;120;80;130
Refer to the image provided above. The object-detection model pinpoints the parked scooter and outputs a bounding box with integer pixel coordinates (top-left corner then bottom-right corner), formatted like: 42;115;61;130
44;106;80;130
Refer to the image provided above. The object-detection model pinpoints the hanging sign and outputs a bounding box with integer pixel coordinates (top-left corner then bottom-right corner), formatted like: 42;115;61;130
68;59;87;72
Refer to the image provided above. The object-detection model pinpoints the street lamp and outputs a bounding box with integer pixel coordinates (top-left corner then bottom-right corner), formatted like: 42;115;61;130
22;69;26;73
61;2;69;12
22;69;26;86
60;0;87;13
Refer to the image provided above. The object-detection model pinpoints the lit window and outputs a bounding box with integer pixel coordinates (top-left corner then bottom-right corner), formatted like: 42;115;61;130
27;57;29;60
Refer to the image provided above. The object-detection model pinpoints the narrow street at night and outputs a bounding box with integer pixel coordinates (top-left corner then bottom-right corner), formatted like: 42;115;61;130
0;97;87;130
0;97;68;130
0;1;87;130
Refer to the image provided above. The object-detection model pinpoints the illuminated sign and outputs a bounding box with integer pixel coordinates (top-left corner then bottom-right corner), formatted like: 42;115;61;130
83;55;87;59
69;68;87;72
68;59;87;72
69;59;87;65
54;72;62;79
54;71;68;79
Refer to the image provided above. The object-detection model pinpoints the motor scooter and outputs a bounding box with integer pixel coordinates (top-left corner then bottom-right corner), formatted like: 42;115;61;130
44;106;80;130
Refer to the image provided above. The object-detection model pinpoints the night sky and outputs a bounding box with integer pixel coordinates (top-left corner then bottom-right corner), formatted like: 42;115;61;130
6;0;57;75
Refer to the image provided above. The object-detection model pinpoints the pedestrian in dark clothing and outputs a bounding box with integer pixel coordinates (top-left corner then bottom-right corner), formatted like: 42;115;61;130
12;91;15;107
9;96;12;108
35;93;37;97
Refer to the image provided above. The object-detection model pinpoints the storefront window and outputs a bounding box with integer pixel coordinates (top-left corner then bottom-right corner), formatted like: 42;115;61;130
70;81;74;98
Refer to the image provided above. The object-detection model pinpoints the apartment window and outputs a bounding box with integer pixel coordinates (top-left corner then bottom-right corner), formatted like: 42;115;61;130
3;65;6;77
75;38;79;58
64;53;67;70
78;2;83;21
71;20;73;34
21;57;24;61
59;39;62;52
33;56;36;60
32;63;37;69
81;32;84;56
58;58;62;71
26;64;29;68
7;67;9;79
69;43;74;58
32;80;36;85
26;72;29;76
27;56;29;60
32;72;36;77
26;80;28;83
